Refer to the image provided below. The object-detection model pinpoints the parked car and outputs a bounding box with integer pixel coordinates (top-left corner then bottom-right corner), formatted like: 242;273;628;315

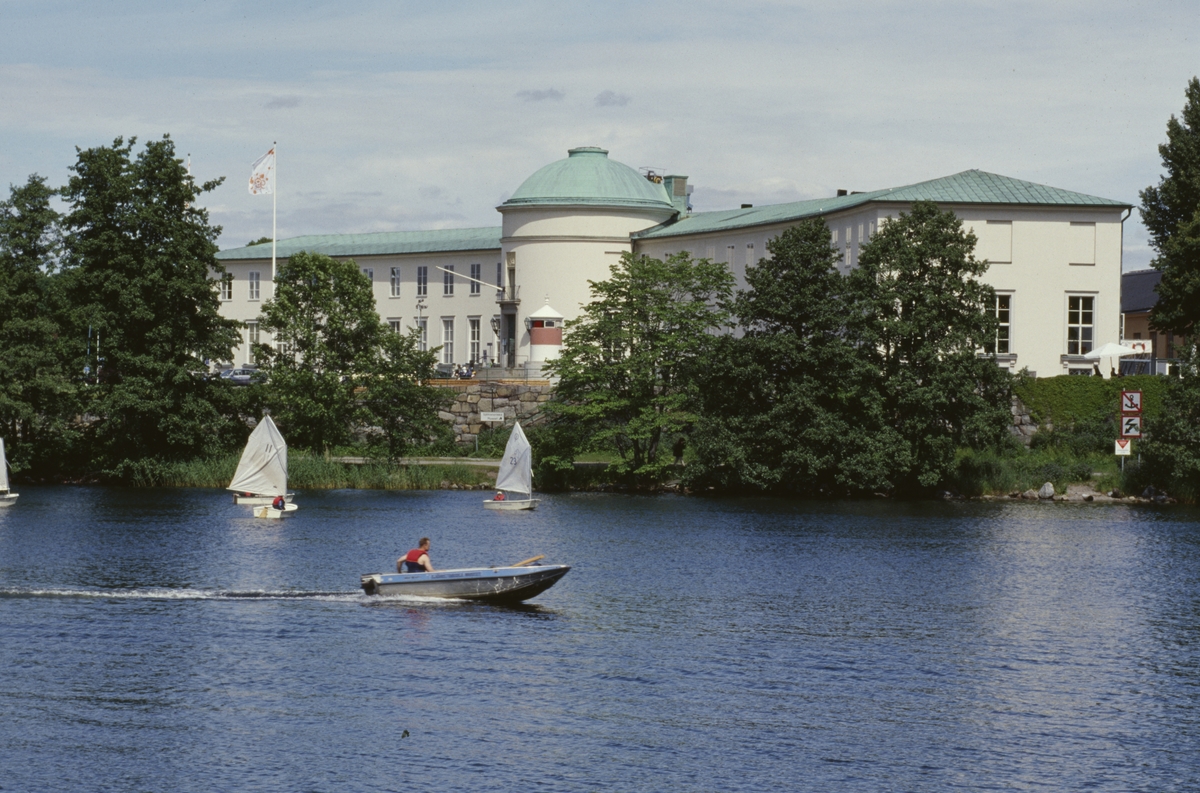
222;367;265;386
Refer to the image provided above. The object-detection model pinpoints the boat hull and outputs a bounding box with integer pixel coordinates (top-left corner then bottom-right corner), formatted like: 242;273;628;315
0;492;16;507
360;565;569;602
253;502;299;519
233;492;294;505
483;498;540;511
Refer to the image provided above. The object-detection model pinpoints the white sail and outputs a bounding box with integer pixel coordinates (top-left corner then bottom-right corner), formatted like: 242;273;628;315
494;421;532;495
227;416;288;496
0;438;9;491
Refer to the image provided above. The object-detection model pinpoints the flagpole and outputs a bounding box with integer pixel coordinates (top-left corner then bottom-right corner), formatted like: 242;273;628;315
271;141;277;294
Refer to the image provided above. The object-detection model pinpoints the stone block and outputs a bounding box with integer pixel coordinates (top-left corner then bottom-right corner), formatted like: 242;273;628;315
520;392;538;402
467;394;480;404
437;411;455;422
467;384;481;394
478;398;493;411
469;424;482;434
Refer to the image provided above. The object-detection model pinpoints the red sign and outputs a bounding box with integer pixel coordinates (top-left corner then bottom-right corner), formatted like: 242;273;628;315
1121;390;1143;414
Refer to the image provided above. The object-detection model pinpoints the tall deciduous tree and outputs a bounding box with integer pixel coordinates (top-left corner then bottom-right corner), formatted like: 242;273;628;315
258;251;448;454
1141;77;1200;336
545;252;734;481
846;201;1011;489
60;136;241;470
0;174;76;474
686;220;902;495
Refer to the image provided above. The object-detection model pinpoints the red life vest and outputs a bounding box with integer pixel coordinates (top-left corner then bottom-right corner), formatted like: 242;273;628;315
405;548;429;564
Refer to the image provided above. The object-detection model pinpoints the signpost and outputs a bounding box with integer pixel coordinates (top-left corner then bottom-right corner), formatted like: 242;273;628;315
1117;390;1143;471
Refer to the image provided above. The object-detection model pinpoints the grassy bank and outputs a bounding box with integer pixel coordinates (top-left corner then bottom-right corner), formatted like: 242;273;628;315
127;454;494;490
951;447;1123;497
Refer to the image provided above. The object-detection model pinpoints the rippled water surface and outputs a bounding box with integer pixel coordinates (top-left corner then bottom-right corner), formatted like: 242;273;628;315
1;487;1199;791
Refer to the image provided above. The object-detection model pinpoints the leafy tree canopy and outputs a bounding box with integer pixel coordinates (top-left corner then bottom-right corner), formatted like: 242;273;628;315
258;250;447;454
846;201;1011;489
687;220;902;495
1141;77;1200;336
0;174;76;473
545;251;734;481
59;136;241;468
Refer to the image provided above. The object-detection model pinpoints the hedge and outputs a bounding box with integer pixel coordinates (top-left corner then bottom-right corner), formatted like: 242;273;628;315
1012;374;1169;428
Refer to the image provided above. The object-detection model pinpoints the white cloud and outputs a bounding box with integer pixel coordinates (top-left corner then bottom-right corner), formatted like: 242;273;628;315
0;0;1194;270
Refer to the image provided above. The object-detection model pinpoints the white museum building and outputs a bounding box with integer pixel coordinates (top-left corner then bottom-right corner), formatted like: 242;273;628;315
214;146;1131;378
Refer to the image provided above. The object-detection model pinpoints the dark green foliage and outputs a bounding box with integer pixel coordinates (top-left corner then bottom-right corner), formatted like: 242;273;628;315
847;202;1012;489
1013;373;1166;427
258;250;448;456
545;251;735;483
59;136;242;470
0;175;78;476
1139;344;1200;500
1141;77;1200;336
686;220;902;495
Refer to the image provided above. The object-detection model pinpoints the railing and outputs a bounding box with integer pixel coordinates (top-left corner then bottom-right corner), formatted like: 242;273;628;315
495;285;520;305
1120;357;1178;376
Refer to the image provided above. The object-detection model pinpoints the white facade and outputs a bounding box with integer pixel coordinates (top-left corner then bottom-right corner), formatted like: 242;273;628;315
214;150;1129;379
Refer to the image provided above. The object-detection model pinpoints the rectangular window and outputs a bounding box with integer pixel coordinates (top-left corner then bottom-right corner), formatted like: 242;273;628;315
417;266;428;297
442;318;454;364
469;317;481;362
496;261;503;288
246;320;259;364
388;319;402;335
443;265;454;296
220;274;233;301
746;242;754;266
1067;296;1094;355
726;245;735;264
470;263;481;295
362;267;373;282
415;317;427;351
248;271;260;301
987;294;1011;354
390;267;401;298
1069;222;1096;265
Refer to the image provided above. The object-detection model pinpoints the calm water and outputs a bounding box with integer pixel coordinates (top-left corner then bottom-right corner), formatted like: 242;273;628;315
1;487;1199;792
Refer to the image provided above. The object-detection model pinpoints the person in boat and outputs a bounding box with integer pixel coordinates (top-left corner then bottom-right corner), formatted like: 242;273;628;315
398;538;435;573
272;494;285;511
494;491;506;501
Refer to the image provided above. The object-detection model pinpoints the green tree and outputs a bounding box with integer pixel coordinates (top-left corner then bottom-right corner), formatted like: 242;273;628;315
1141;344;1200;500
59;136;241;471
846;201;1011;490
0;175;77;475
258;250;447;454
1140;77;1200;336
545;251;734;481
686;220;902;495
362;328;451;462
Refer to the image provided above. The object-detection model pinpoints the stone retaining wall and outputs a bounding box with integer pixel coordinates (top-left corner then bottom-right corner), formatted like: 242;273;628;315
436;381;555;445
1010;395;1050;445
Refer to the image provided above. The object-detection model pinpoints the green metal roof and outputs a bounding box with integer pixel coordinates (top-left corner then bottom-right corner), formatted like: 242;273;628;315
216;227;501;260
500;147;676;211
633;169;1130;240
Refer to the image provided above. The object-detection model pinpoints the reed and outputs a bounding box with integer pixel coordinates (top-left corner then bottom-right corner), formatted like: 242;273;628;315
128;454;491;490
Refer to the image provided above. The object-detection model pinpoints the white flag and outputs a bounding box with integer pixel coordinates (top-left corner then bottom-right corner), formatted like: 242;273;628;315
249;147;275;195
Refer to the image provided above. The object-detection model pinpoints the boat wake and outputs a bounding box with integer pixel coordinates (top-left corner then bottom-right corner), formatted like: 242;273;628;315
0;587;365;602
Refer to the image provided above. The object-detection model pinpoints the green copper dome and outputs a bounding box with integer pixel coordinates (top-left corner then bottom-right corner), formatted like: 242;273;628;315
501;147;676;211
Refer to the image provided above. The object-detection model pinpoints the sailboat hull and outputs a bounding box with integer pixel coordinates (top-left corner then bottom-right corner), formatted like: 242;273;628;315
233;492;295;505
0;493;17;507
483;498;540;511
253;503;299;519
360;565;569;602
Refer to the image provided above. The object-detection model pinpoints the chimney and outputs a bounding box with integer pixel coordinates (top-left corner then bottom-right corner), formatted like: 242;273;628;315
663;174;690;215
741;204;753;209
836;189;848;197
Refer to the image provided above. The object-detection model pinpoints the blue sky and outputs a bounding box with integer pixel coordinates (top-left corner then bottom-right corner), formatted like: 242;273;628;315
1;0;1196;268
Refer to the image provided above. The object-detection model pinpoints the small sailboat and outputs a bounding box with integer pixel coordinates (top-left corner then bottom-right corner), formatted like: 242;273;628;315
484;421;540;510
227;415;297;519
0;438;17;507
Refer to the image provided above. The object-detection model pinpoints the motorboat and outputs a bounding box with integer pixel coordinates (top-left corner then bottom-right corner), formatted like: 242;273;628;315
0;438;17;507
227;415;297;518
484;421;540;510
360;556;568;602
